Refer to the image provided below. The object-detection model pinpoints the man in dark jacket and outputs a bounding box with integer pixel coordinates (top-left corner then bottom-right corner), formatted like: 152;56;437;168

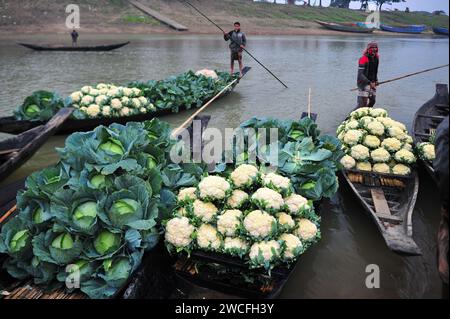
223;22;247;76
357;41;379;108
71;29;79;46
434;116;449;286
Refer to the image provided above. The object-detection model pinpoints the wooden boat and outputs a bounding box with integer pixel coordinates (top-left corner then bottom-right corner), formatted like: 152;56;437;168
412;83;449;181
18;42;130;52
316;20;374;33
0;108;73;182
341;166;421;255
0;67;251;135
380;24;426;34
433;27;449;36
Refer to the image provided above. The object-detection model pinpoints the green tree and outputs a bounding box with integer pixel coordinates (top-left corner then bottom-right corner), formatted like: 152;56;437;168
374;0;406;11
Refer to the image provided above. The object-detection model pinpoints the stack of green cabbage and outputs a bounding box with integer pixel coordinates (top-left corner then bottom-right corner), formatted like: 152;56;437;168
337;107;416;175
164;165;321;272
14;91;64;121
69;84;156;119
217;117;344;201
0;119;205;299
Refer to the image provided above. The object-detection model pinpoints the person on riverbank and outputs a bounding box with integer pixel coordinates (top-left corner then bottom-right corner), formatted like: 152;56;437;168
433;116;449;288
223;22;247;76
357;41;379;108
71;29;79;46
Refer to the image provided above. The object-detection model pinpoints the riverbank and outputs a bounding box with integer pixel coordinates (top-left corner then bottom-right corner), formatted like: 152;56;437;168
0;0;448;36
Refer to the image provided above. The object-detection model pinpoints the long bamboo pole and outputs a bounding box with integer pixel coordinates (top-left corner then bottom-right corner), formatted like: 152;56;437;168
350;64;449;91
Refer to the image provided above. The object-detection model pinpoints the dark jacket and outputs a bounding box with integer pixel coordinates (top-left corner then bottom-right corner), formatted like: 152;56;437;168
357;54;379;89
224;30;246;53
433;116;449;208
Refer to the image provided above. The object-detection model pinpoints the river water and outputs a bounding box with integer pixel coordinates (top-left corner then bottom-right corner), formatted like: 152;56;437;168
0;33;448;298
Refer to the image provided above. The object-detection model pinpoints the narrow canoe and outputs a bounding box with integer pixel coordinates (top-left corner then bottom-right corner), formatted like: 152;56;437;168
412;83;449;181
0;67;251;135
18;42;130;52
433;27;449;36
341;169;421;255
316;20;374;33
0;108;73;182
380;24;426;34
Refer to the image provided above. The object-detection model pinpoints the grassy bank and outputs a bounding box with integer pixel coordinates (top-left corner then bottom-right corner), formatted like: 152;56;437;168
0;0;448;35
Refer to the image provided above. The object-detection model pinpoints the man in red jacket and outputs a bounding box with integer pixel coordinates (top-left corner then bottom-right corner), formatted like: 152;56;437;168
357;42;379;108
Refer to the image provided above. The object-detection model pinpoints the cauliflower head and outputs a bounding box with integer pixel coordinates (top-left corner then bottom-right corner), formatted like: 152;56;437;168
230;164;258;188
363;135;381;149
343;129;364;146
371;147;391;163
243;210;277;239
392;163;411;175
217;209;242;237
340;155;356;169
366;120;385;136
262;172;291;193
284;194;309;215
177;187;197;203
251;187;284;212
394;149;416;165
373;163;391;174
277;212;295;231
350;107;370;119
196;224;222;250
249;240;282;268
223;237;249;256
350;144;370;161
417;142;435;162
198;175;231;201
192;199;218;223
279;233;303;260
369;108;388;118
381;137;402;153
226;189;249;209
294;218;318;241
165;217;195;248
356;162;372;172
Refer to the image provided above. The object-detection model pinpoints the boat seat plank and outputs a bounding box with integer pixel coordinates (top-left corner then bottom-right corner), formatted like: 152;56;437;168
371;188;392;215
0;149;19;156
376;213;402;223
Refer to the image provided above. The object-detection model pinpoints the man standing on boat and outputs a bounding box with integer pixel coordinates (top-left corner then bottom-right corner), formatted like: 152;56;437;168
434;116;449;288
223;22;247;77
71;29;79;46
357;41;379;108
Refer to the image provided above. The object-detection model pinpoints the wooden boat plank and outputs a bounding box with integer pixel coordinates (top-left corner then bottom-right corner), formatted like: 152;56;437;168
416;114;446;120
0;108;73;181
370;188;392;215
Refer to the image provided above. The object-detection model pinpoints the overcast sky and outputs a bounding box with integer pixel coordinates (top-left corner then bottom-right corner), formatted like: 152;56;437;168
270;0;449;13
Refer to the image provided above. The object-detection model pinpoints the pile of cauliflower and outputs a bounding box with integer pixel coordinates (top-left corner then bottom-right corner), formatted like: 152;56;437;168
69;84;156;119
337;107;417;176
195;69;219;79
164;164;321;272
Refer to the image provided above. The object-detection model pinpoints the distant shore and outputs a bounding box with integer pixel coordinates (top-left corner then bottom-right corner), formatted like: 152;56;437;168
0;0;447;38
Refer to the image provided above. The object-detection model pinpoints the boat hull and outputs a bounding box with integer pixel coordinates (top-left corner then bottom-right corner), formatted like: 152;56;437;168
433;27;449;36
380;24;426;34
18;42;130;51
412;83;449;182
316;20;374;33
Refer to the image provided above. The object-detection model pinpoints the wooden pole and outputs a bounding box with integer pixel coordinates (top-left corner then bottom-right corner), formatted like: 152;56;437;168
350;64;449;91
308;88;312;118
171;78;238;137
0;205;17;224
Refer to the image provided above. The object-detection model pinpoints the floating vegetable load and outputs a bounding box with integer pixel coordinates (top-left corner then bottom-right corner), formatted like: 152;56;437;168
336;107;417;175
164;165;321;272
0;119;206;298
13;70;238;121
